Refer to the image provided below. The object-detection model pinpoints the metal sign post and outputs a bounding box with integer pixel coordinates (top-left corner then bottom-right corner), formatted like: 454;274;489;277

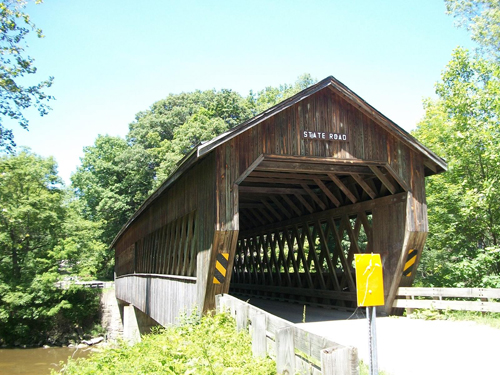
355;253;384;375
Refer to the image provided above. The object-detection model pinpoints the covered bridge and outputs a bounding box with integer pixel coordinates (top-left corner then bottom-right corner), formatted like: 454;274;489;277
112;76;446;326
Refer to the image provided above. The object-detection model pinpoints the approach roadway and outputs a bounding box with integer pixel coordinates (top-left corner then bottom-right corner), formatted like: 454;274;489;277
238;296;500;375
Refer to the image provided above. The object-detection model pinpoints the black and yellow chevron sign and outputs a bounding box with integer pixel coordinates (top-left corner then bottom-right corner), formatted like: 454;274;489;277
213;253;229;284
403;249;418;277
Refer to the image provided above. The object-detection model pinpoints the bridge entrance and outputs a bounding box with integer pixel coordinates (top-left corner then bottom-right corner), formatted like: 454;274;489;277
230;156;408;311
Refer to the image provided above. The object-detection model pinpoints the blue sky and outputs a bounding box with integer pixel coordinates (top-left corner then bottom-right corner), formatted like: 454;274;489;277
12;0;475;183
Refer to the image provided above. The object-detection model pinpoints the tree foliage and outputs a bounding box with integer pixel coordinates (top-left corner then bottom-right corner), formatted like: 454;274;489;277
414;48;500;287
71;135;155;248
0;151;103;345
446;0;500;59
0;0;53;153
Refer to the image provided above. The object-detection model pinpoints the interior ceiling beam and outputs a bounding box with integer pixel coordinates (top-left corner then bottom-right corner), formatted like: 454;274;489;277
384;164;410;192
239;186;308;195
263;154;387;166
261;199;282;221
294;193;314;213
250;171;332;181
327;173;357;204
240;203;266;209
351;173;377;199
369;166;397;194
256;161;373;175
243;177;320;185
240;192;408;238
270;196;292;219
281;194;302;216
249;208;267;226
301;184;327;210
257;207;274;223
314;178;340;207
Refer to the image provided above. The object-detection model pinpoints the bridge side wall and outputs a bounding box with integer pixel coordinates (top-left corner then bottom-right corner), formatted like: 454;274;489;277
115;154;218;322
116;275;197;326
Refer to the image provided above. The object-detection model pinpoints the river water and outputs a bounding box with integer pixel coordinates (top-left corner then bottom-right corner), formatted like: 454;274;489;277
0;347;91;375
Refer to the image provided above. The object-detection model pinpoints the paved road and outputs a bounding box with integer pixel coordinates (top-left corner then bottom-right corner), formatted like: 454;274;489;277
241;297;500;375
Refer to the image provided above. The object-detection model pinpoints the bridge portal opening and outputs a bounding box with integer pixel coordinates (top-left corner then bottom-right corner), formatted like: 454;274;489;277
229;156;404;310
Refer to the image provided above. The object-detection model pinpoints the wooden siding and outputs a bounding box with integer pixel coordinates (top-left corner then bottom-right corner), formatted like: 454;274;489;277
116;274;197;326
114;154;217;311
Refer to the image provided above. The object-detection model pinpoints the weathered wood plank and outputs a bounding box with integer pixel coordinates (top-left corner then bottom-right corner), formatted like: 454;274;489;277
276;327;295;375
251;313;267;358
321;346;359;375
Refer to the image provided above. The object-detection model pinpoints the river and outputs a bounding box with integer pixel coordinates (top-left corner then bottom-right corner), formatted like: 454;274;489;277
0;347;91;375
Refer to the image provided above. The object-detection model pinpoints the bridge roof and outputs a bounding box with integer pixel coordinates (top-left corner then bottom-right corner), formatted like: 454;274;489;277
110;75;447;248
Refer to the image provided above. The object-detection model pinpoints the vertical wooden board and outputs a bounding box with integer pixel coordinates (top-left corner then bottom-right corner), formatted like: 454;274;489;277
251;313;267;358
276;326;295;375
371;194;407;304
321;346;359;375
236;302;248;332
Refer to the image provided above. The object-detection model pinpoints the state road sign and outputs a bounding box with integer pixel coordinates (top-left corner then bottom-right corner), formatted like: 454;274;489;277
354;253;385;307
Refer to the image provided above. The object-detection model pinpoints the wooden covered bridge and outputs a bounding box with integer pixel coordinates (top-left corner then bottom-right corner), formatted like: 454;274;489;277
112;76;446;328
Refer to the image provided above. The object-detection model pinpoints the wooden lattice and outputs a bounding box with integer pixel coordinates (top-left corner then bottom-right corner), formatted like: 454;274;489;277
231;212;372;308
126;210;197;277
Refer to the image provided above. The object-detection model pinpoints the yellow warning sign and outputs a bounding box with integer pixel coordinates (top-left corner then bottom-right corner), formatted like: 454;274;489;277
213;253;229;284
355;253;385;307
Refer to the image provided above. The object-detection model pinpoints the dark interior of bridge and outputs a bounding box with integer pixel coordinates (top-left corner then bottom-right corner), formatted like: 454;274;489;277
229;157;407;309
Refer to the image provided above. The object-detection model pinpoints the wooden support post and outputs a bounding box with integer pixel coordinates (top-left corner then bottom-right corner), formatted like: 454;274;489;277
321;346;359;375
276;326;295;375
251;313;267;358
236;303;248;332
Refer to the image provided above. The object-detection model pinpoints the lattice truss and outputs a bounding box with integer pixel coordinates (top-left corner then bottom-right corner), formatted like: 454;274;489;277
231;212;373;307
132;211;197;277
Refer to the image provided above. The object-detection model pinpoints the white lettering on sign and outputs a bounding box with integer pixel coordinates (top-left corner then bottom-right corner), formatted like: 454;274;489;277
302;131;348;141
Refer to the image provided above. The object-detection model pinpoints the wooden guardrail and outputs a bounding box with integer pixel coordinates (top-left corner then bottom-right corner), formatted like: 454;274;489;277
216;294;358;375
393;287;500;313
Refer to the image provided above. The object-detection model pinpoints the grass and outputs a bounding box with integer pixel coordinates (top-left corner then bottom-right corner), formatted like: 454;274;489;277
54;312;276;375
406;308;500;329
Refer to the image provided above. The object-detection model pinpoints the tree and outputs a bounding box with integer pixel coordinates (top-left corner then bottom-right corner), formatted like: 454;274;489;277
413;48;500;287
446;0;500;59
0;149;63;282
0;151;101;345
71;135;156;247
0;0;53;153
246;73;316;115
152;108;229;184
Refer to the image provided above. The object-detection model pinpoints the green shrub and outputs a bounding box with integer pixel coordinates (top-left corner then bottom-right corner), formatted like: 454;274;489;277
56;312;276;375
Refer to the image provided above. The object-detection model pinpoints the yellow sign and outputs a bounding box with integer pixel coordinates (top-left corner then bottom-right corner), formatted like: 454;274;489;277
213;253;229;284
355;253;385;307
